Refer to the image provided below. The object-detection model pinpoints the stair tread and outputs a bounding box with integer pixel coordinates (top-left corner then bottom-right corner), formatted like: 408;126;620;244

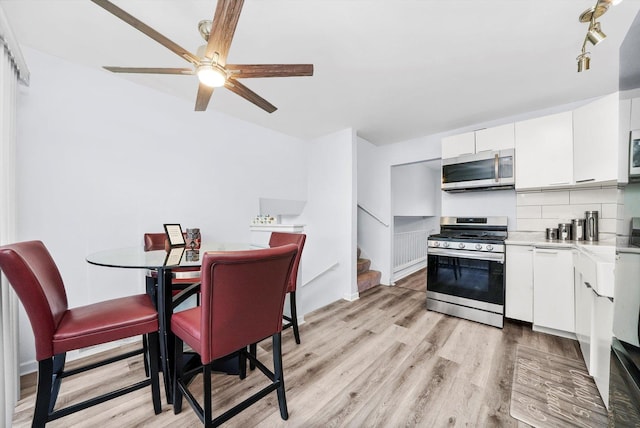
357;258;371;274
357;269;381;293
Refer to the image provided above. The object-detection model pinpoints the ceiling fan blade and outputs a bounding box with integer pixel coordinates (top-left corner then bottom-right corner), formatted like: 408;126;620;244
104;66;194;75
195;82;215;111
226;64;314;78
205;0;245;65
224;80;277;113
91;0;200;65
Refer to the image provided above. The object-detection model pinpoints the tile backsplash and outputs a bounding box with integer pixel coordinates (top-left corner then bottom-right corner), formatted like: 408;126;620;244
516;185;624;239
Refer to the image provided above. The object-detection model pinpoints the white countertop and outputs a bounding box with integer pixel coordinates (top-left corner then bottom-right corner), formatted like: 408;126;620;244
505;231;616;249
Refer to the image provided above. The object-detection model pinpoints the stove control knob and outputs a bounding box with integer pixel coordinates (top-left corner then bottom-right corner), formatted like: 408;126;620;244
486;244;494;251
475;244;483;250
442;242;450;248
458;243;465;249
433;241;440;247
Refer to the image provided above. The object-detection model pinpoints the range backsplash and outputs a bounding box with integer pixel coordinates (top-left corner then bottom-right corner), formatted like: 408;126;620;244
515;185;624;241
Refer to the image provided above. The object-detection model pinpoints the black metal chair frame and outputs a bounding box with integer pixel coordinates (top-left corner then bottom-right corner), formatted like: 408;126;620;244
173;332;288;427
33;333;161;426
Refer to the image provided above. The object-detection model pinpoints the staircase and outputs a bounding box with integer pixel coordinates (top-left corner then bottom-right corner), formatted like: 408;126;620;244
357;248;381;292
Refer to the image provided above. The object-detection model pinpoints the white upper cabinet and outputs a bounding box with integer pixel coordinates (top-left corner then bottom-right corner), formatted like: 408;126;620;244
573;93;619;185
442;124;515;159
515;111;573;190
475;123;515;152
441;132;475;159
631;97;640;130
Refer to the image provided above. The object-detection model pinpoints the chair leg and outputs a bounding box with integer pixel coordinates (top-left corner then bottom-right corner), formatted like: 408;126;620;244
289;291;301;344
34;358;54;428
272;333;288;420
142;335;150;377
147;332;162;414
48;353;66;413
173;336;184;415
203;364;213;428
249;343;257;371
239;348;247;379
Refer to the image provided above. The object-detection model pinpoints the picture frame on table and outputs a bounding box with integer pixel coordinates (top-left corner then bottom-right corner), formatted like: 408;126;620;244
163;247;185;266
163;223;186;247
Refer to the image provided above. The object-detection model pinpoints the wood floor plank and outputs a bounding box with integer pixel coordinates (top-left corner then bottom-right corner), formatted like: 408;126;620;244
14;285;589;427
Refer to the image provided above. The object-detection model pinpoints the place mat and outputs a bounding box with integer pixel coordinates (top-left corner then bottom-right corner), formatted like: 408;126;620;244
510;345;608;428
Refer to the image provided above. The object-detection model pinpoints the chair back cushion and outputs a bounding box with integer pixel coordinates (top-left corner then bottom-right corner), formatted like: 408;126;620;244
268;232;306;293
0;241;68;360
143;233;166;251
197;244;297;363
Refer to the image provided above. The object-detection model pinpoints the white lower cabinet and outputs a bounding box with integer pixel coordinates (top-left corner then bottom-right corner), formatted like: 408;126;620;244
533;247;575;333
592;295;613;407
574;259;593;370
505;245;534;322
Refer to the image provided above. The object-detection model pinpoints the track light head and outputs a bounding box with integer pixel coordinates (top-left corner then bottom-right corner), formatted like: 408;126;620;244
577;52;591;72
587;22;607;45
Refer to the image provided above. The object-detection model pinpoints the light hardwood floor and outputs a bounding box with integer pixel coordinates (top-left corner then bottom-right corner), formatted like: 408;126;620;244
14;285;583;427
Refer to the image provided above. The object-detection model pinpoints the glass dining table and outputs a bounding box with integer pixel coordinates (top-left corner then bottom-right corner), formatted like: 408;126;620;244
86;242;254;403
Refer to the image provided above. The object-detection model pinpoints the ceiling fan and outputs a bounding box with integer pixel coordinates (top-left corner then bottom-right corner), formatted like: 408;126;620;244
90;0;313;113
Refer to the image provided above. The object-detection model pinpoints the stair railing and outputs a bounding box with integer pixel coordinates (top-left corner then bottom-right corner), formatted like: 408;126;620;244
357;204;389;227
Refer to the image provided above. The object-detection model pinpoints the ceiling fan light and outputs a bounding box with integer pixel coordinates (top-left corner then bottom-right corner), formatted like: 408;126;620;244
577;53;591;72
197;65;226;87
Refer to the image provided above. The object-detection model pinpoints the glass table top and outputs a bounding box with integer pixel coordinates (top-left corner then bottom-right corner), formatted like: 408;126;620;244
86;242;254;270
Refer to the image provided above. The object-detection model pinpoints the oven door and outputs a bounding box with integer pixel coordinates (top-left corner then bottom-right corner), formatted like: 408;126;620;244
426;247;505;305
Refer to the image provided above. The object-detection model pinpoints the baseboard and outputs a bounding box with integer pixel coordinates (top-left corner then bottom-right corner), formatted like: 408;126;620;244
532;324;577;341
392;260;427;283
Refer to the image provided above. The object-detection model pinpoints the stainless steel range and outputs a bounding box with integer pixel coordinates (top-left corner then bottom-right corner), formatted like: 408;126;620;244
426;217;507;328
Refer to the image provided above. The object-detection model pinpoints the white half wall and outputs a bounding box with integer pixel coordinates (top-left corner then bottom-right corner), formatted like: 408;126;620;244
14;47;309;373
297;128;358;312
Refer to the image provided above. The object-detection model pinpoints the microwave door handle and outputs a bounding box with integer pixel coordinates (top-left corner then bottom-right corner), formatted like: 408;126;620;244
494;153;499;182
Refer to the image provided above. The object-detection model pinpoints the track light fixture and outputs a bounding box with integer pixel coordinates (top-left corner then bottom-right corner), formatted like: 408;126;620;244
576;0;621;72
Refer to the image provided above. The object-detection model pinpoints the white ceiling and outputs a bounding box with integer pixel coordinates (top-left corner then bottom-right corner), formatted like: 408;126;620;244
2;0;640;145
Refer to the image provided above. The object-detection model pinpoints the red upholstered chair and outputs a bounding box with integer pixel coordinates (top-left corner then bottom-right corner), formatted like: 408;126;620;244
0;241;161;427
143;233;201;302
171;244;298;426
268;232;306;344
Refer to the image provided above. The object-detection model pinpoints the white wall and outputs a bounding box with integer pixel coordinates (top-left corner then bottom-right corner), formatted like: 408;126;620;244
297;128;357;308
15;47;311;373
357;137;392;283
391;162;438;216
442;190;517;229
357;134;441;284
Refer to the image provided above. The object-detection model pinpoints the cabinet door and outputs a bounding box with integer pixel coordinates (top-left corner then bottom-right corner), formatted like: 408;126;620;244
476;124;515;152
573;93;619;184
505;245;533;322
442;132;475;159
591;294;613;407
533;248;575;332
515;111;573;190
574;266;593;372
631;97;640;131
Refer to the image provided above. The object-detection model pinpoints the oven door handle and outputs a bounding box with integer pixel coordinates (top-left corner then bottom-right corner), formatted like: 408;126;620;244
428;247;504;263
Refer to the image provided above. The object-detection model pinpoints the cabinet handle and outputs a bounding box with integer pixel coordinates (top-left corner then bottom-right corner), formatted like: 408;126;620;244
588;284;612;302
576;178;595;183
494;154;499;182
536;249;558;254
584;281;592;289
548;182;570;186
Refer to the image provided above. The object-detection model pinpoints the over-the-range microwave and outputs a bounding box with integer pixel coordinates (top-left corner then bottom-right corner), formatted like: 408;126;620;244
441;148;515;192
630;129;640;181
